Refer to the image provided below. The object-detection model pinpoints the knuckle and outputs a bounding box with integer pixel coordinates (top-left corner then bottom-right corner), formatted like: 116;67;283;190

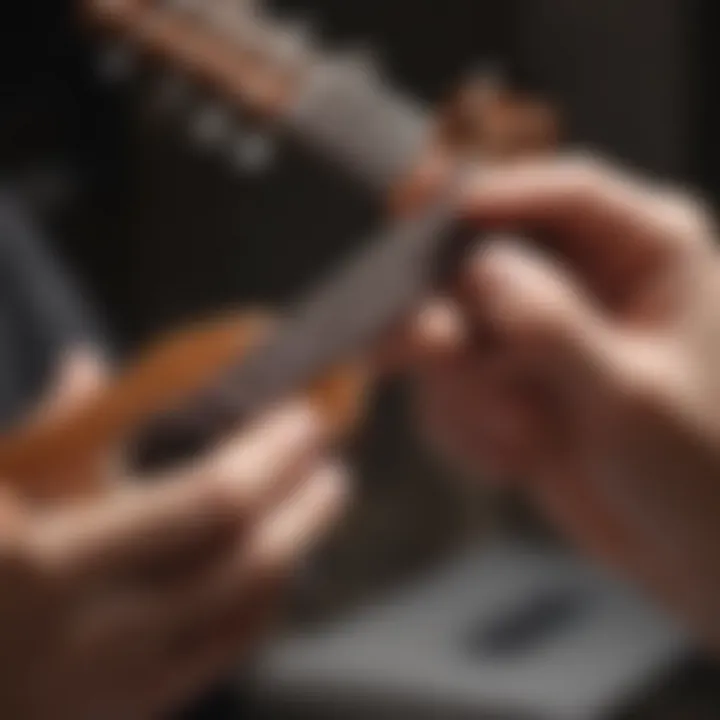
613;351;681;419
656;192;714;247
559;152;612;202
473;235;523;283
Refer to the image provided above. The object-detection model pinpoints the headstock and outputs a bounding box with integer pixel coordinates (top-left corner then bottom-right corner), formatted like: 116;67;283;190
84;0;431;186
85;0;560;188
88;0;302;111
87;1;335;167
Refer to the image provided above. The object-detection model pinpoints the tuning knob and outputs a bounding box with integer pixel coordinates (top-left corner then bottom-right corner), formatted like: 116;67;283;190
188;102;235;151
228;130;277;174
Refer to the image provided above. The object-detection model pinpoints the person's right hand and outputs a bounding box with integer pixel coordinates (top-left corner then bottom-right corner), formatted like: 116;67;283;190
389;155;720;651
0;401;347;720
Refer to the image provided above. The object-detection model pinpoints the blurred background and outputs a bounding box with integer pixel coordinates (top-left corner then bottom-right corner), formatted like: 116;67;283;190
2;1;720;718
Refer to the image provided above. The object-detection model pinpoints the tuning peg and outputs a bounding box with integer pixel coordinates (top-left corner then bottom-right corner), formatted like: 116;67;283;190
228;130;277;174
187;102;235;151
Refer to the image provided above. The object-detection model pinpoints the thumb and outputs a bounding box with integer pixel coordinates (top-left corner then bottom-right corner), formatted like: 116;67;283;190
461;236;619;400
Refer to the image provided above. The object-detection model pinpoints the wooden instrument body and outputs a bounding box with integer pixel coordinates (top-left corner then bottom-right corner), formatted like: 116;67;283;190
0;1;559;502
0;313;366;500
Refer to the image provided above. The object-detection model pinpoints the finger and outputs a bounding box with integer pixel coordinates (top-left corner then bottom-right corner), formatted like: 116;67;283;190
459;235;618;403
146;461;349;714
463;153;706;250
163;459;349;645
461;153;711;287
29;349;107;423
247;459;349;573
414;347;556;482
374;297;468;373
178;398;327;519
34;402;324;583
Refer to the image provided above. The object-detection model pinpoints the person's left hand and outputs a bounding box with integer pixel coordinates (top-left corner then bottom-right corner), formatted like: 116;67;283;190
0;397;348;720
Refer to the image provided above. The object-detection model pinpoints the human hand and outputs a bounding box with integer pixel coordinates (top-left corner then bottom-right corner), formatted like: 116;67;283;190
0;401;347;720
392;155;720;649
29;348;107;423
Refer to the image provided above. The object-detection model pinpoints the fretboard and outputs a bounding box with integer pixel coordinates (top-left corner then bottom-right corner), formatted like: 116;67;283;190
132;182;476;469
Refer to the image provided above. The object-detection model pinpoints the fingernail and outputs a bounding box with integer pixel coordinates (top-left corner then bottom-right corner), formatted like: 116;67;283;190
313;460;351;508
215;402;323;496
417;300;466;351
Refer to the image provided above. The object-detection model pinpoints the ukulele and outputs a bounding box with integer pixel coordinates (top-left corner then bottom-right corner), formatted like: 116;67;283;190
0;0;559;501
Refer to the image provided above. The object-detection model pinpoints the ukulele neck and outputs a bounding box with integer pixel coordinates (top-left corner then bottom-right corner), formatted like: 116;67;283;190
87;0;442;200
283;59;433;196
